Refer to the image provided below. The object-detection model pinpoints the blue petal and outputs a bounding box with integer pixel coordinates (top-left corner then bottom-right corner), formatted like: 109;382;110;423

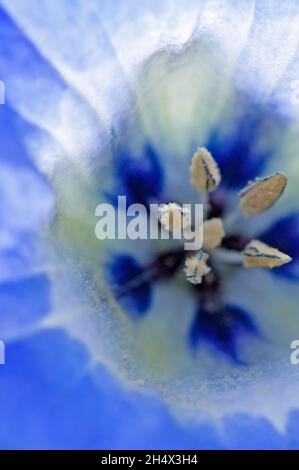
0;275;51;338
0;104;53;282
223;413;285;450
0;5;104;161
108;144;163;208
1;329;299;449
107;254;152;316
0;329;223;449
0;106;32;167
0;6;67;97
286;410;299;450
190;304;259;363
260;213;299;280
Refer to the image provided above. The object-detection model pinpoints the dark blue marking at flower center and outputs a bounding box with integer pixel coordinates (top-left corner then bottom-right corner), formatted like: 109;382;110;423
107;250;185;317
189;304;259;364
260;213;299;280
206;100;286;189
109;144;163;208
107;255;152;316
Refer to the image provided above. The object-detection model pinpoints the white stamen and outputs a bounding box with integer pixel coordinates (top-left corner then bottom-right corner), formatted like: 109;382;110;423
184;251;211;284
203;218;225;250
190;147;221;193
158;203;191;233
240;173;287;216
243;239;292;268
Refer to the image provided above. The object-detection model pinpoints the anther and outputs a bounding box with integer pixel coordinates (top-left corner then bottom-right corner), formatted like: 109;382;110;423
158;203;191;233
184;251;211;284
190;147;221;193
203;218;225;250
243;239;292;268
240;173;287;216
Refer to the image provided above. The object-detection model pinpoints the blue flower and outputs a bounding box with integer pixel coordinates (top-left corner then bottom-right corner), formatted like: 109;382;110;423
1;0;299;450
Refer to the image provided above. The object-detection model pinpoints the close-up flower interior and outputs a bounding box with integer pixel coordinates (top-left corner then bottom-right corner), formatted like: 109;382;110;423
1;0;299;454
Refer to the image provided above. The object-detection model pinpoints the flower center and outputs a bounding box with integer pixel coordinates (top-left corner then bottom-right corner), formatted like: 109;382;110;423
111;147;291;310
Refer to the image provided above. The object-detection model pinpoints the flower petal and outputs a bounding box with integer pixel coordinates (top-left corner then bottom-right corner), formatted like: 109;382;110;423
0;105;54;282
287;411;299;450
222;413;285;450
0;275;51;339
0;328;224;449
0;6;105;166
